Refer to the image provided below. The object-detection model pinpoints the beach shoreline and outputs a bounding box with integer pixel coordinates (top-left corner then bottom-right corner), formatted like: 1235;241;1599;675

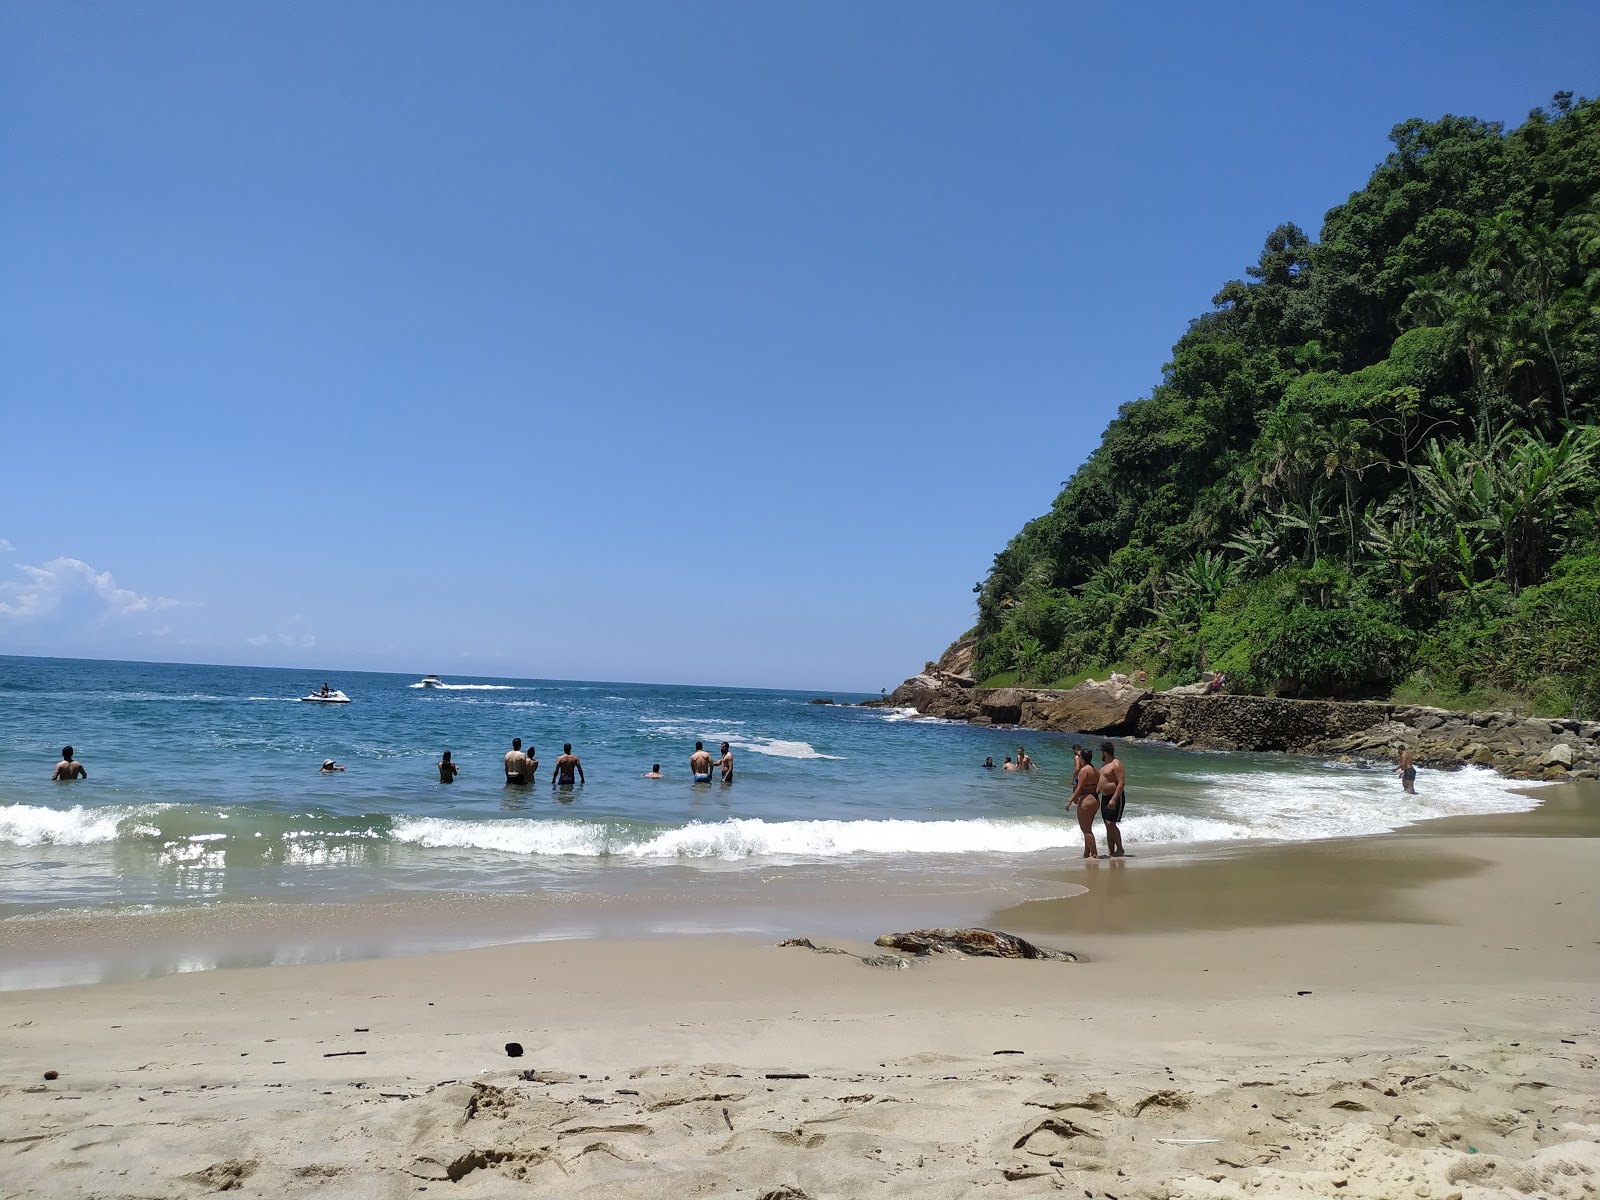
3;797;1596;1197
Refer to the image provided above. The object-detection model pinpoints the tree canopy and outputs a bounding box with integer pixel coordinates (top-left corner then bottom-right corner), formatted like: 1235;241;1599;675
967;94;1600;717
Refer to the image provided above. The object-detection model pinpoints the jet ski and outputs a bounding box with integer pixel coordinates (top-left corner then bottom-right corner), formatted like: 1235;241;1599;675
301;690;352;704
418;675;444;688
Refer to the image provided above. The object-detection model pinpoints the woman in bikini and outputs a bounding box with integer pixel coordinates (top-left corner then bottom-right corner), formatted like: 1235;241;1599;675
1067;746;1100;859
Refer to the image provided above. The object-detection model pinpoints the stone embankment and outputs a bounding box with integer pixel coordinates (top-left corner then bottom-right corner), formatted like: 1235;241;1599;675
863;673;1600;782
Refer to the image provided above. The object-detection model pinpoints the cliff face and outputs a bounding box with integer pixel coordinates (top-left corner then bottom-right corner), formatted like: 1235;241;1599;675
867;674;1600;782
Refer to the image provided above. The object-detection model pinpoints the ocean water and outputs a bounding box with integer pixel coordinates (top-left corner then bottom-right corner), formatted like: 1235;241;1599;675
0;655;1538;921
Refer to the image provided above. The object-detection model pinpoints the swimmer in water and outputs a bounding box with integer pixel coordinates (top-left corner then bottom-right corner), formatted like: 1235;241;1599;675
718;741;734;783
51;745;88;781
438;750;459;783
643;764;664;778
320;758;346;773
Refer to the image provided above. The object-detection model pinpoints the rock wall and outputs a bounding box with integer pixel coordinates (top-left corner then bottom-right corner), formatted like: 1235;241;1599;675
864;675;1600;782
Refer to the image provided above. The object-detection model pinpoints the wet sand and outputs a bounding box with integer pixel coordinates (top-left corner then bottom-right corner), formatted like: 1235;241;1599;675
2;784;1596;1197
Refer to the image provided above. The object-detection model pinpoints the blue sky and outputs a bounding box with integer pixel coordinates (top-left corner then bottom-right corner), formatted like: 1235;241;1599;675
2;2;1597;690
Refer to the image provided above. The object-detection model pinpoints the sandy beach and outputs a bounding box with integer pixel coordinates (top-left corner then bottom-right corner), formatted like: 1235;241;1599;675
3;786;1597;1197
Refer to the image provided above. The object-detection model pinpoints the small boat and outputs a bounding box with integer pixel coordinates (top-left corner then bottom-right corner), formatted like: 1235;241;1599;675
301;690;352;704
418;675;444;688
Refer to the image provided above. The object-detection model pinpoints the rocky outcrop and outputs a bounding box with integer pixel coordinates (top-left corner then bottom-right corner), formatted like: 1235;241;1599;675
1138;694;1394;752
1023;681;1149;737
867;668;1600;780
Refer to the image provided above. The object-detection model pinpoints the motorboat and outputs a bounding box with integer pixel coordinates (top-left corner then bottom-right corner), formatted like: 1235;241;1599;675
301;689;351;704
418;675;444;688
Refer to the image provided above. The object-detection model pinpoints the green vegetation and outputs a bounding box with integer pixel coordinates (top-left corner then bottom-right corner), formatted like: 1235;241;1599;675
969;94;1600;717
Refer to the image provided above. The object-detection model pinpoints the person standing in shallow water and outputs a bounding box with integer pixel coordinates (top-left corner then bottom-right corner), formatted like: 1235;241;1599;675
1397;746;1417;794
552;743;584;787
52;745;87;781
504;738;530;785
438;750;459;783
690;741;713;783
1067;747;1100;859
718;742;734;784
1098;742;1126;858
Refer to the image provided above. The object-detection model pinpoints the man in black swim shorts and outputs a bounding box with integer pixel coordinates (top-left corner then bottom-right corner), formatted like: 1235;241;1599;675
1098;742;1127;858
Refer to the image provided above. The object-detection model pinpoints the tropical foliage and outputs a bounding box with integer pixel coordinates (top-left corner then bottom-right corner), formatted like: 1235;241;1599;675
969;94;1600;716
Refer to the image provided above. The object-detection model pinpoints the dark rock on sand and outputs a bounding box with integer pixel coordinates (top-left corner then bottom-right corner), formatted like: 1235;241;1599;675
874;928;1081;962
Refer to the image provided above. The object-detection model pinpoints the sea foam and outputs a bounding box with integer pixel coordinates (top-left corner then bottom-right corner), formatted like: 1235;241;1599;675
0;804;163;847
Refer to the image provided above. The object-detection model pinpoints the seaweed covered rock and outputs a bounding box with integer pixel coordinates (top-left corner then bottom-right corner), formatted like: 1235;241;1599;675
874;928;1081;962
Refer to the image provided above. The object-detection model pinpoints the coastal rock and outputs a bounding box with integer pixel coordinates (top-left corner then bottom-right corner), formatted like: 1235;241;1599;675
1022;680;1148;736
874;928;1080;962
1542;743;1575;769
1141;694;1394;752
979;689;1025;725
871;660;1600;780
807;698;834;705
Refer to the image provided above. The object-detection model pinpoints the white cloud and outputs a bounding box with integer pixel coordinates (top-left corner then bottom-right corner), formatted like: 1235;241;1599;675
0;538;13;553
0;557;182;621
246;632;317;650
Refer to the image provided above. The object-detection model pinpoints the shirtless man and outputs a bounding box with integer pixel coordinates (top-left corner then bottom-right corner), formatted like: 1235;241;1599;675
1397;746;1417;794
438;750;459;783
690;741;713;783
1017;746;1036;771
643;764;664;778
1067;747;1101;859
1097;742;1126;858
552;743;584;787
1002;756;1018;771
52;745;88;781
504;737;530;785
718;742;734;784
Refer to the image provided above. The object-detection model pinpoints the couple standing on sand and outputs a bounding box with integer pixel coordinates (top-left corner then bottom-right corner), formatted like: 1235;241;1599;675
688;741;734;784
1067;742;1126;859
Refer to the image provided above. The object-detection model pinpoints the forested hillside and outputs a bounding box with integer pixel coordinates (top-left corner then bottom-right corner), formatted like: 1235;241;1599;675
968;93;1600;717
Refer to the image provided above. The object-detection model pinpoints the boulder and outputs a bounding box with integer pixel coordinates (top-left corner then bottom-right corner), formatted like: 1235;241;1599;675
807;698;835;705
1542;743;1575;768
1023;680;1149;736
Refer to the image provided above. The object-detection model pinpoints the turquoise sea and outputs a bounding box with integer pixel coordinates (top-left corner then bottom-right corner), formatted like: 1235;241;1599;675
0;655;1538;927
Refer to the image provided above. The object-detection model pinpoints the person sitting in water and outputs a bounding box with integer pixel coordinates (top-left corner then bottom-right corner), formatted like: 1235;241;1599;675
552;743;584;786
643;764;664;778
718;742;734;784
320;758;346;773
504;737;530;785
438;750;459;783
52;745;88;781
690;741;713;783
982;757;996;769
1002;756;1018;771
